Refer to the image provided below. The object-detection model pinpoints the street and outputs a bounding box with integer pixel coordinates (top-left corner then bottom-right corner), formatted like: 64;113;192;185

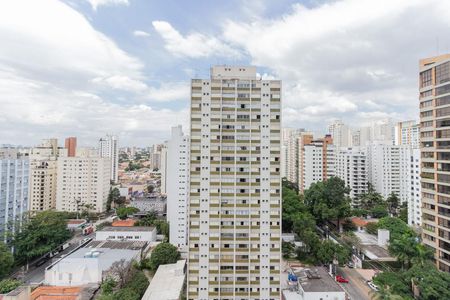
336;267;372;300
12;232;94;285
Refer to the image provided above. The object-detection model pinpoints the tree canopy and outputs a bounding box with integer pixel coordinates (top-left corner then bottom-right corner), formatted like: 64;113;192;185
147;242;180;271
116;207;139;220
12;210;72;263
304;176;351;228
0;242;14;280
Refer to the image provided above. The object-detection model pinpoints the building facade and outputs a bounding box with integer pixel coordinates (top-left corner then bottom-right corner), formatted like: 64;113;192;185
419;54;450;272
188;66;281;300
335;147;368;205
367;142;411;203
98;134;119;183
64;137;77;157
166;125;190;249
396;120;420;148
409;148;422;227
328;120;351;148
56;149;110;213
29;139;60;211
0;146;29;241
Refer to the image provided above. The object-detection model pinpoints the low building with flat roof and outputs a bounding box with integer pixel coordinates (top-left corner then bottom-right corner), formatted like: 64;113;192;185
141;260;186;300
95;226;156;242
44;240;146;286
282;267;346;300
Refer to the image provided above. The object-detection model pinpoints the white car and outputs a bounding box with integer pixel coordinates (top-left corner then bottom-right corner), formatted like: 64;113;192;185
367;281;379;291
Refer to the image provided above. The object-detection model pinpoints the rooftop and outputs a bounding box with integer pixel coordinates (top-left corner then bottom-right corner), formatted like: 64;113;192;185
142;260;186;300
67;219;87;225
100;226;155;232
112;219;136;227
31;285;98;300
295;267;344;293
86;240;146;250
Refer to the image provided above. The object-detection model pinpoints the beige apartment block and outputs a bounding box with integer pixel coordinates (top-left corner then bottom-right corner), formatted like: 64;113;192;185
419;54;450;272
188;66;281;300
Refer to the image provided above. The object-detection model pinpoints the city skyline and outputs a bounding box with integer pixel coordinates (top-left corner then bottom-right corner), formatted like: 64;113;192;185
2;0;450;146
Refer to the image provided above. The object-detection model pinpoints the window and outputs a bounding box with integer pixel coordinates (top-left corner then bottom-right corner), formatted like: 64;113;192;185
436;62;450;84
420;69;432;87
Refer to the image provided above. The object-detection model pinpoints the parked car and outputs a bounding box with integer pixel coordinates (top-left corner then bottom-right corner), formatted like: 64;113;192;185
346;261;354;268
367;281;379;291
336;275;349;283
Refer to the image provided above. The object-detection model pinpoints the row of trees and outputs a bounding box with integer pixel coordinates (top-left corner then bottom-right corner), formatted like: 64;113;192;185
354;183;406;220
0;210;72;287
282;178;351;265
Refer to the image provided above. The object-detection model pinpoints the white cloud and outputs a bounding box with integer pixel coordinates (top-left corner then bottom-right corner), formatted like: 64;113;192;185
221;0;450;129
86;0;129;11
0;0;186;146
133;30;150;37
152;20;242;58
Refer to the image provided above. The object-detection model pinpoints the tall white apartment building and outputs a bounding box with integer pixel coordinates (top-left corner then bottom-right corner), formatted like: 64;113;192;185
56;149;110;213
371;119;395;144
282;128;304;184
352;126;371;147
367;142;411;202
396;120;420;148
98;135;119;183
166;125;189;249
0;146;29;241
409;148;422;226
29;139;61;211
300;136;334;192
328;120;351;147
160;142;168;194
188;66;281;300
335;147;368;204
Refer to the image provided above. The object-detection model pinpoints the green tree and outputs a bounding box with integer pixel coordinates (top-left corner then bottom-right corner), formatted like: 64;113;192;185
386;192;400;216
399;202;408;223
282;241;294;259
0;279;20;294
154;220;169;239
116;207;139;220
148;242;180;271
282;181;307;232
304;177;351;230
147;185;155;194
107;188;121;211
0;242;14;280
358;183;384;210
292;212;316;240
13;210;72;264
101;277;117;295
376;217;415;241
370;204;389;218
316;240;350;265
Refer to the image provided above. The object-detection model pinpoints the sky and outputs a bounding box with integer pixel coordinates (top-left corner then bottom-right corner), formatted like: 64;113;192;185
1;0;450;147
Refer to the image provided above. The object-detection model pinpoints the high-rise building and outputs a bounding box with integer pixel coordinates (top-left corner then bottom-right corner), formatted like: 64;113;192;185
56;148;110;213
335;147;368;205
396;120;420;148
64;137;77;157
297;132;314;190
98;134;119;183
0;146;29;242
281;128;304;184
160;142;168;194
352;126;371;147
409;148;422;227
328;120;351;148
29;139;61;211
367;142;411;203
419;54;450;272
371;119;395;144
166;125;189;250
299;135;334;192
187;66;281;300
